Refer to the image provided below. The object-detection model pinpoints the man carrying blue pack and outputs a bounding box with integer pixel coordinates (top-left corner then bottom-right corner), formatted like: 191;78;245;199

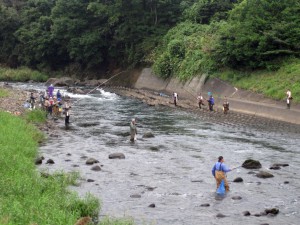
212;156;231;192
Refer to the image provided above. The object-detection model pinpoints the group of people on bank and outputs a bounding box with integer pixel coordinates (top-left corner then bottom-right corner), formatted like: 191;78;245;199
172;88;294;113
27;84;71;126
172;92;229;114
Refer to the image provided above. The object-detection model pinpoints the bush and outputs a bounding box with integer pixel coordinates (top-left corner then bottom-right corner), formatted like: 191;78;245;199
0;67;48;82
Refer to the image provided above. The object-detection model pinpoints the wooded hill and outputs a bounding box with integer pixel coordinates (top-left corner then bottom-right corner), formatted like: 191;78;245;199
0;0;299;80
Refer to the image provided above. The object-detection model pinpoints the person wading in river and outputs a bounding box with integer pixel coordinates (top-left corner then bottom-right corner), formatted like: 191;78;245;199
130;118;137;142
212;156;231;192
63;100;71;126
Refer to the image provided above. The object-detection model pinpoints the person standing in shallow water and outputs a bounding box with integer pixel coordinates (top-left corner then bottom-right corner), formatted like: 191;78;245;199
48;84;54;97
63;100;71;126
212;156;231;192
130;118;137;142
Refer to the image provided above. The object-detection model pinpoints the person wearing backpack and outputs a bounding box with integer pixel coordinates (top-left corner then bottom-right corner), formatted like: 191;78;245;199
212;156;232;192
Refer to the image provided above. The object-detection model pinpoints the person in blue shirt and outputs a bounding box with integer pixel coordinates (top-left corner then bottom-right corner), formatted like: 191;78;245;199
56;90;62;101
208;95;214;111
212;156;231;192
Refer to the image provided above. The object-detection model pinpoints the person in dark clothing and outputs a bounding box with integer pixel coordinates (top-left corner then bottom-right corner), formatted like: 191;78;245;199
56;90;62;101
208;95;214;111
63;101;71;126
29;92;36;109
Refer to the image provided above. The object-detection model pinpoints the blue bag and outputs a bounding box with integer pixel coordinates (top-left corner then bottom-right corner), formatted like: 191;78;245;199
216;180;225;195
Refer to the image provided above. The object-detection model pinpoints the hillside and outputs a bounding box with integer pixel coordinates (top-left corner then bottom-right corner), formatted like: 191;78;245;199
0;0;299;102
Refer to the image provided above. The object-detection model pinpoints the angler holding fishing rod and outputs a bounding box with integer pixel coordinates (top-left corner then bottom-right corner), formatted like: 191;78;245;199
212;156;240;193
61;70;127;127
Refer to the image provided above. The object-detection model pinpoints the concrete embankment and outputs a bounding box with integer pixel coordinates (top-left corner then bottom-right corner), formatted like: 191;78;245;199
113;68;300;125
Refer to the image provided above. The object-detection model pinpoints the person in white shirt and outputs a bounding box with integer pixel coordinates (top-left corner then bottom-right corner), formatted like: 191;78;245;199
197;93;205;109
173;92;178;106
286;89;292;109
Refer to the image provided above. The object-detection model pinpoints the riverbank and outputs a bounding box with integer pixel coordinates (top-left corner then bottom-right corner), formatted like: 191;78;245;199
105;86;300;134
107;68;300;125
0;85;98;225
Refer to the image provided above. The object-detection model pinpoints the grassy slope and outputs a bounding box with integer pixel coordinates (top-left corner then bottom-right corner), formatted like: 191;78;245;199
0;111;100;225
215;59;300;103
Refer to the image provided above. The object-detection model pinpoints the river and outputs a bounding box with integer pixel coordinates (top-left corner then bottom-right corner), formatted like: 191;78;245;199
14;83;300;225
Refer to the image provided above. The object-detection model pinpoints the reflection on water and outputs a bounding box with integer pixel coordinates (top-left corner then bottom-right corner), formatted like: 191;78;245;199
12;83;300;225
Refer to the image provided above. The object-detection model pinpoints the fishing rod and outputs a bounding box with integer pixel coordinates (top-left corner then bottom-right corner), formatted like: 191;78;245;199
182;86;209;102
70;70;127;105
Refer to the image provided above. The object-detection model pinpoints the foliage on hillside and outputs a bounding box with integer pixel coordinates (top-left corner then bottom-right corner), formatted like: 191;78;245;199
215;58;300;103
0;0;299;101
152;0;300;80
0;0;195;72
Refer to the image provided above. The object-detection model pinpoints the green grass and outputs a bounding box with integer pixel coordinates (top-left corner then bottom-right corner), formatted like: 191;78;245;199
0;67;48;82
99;217;134;225
23;109;47;124
0;111;100;225
214;58;300;103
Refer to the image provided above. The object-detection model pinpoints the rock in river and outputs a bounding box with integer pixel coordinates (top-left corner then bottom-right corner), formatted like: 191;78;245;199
86;158;99;165
233;177;243;182
142;132;155;138
109;153;125;159
242;159;262;169
256;171;274;178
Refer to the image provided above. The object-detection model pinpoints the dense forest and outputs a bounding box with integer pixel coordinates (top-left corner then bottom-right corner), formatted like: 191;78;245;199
0;0;300;80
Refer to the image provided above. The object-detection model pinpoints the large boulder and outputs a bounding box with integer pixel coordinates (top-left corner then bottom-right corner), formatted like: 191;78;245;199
242;159;262;169
265;208;279;215
67;87;85;94
256;171;274;178
45;77;75;87
84;79;99;86
56;77;75;86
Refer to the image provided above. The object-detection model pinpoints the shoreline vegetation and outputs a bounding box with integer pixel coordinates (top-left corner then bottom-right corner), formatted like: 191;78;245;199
0;87;134;225
0;111;99;225
0;64;299;104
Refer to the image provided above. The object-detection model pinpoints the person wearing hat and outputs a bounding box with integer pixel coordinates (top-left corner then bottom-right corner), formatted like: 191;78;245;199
212;156;232;192
130;118;137;142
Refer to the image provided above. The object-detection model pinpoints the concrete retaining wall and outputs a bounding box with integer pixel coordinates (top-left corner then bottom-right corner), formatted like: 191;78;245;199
133;68;299;125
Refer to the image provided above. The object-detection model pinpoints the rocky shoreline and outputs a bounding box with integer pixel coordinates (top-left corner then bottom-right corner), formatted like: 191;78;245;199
104;86;300;134
1;81;300;136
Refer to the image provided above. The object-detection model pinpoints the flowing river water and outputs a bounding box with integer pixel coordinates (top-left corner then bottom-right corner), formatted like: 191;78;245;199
14;83;300;225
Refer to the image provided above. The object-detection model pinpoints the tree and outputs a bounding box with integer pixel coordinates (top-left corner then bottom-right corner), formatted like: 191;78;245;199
214;0;300;69
0;4;20;67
